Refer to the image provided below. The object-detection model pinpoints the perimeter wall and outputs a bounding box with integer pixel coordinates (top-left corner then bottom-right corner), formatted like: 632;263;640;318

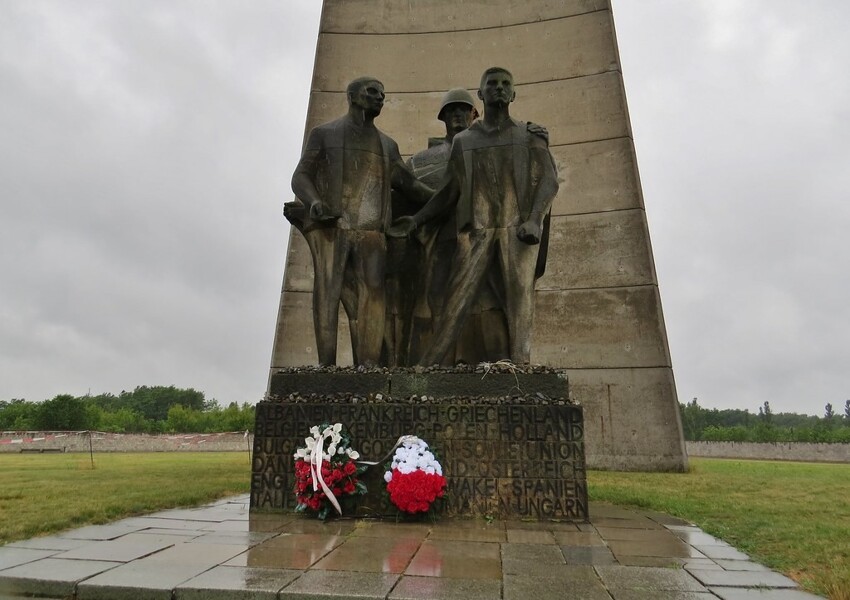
686;442;850;463
0;431;251;453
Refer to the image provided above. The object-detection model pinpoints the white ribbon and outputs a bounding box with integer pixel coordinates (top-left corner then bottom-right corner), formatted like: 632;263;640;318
310;429;342;516
307;433;423;517
357;435;421;467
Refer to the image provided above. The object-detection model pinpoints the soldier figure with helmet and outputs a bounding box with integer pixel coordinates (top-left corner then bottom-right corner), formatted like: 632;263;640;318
390;68;559;366
387;87;550;365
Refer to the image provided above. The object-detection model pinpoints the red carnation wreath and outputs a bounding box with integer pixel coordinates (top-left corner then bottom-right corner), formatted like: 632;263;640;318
384;436;446;514
293;422;366;520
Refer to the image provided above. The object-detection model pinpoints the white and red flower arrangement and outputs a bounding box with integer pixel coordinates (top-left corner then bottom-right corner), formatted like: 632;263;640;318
293;423;366;520
383;436;446;514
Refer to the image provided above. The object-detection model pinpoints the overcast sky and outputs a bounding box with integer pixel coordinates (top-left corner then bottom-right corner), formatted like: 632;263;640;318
1;2;847;417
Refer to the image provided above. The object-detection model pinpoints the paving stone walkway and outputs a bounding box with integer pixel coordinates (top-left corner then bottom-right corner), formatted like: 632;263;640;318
0;495;823;599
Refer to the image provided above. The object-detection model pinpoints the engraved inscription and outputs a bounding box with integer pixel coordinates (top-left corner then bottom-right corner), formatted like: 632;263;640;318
251;400;587;519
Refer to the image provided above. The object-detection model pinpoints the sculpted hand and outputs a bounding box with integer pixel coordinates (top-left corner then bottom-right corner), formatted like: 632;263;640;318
526;121;549;144
517;219;542;245
387;216;417;238
309;201;336;222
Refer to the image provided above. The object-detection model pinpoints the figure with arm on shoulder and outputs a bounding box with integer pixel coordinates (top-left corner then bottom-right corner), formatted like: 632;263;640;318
389;67;559;366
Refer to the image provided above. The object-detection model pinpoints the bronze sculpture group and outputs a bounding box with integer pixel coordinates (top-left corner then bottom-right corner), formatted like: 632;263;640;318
286;68;559;368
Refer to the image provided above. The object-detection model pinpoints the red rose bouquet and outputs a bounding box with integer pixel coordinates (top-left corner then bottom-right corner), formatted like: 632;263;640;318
293;422;366;520
384;436;446;514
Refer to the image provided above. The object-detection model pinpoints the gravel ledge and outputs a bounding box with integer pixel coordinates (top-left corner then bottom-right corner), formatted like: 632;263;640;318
266;364;574;405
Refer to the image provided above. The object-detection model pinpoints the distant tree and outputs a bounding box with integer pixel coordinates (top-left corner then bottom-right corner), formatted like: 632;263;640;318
714;408;754;428
220;402;255;432
84;403;103;431
701;425;749;442
4;389;253;433
844;400;850;425
758;401;773;425
86;393;122;413
772;411;820;429
0;399;37;430
122;386;206;421
98;408;154;433
679;398;706;440
164;404;199;433
162;402;255;433
822;403;836;431
33;395;89;430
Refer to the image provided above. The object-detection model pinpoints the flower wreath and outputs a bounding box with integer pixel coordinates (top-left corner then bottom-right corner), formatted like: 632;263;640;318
383;436;447;514
293;423;367;520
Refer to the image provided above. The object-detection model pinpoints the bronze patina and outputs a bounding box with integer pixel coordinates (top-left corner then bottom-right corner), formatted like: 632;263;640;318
290;69;557;367
389;67;559;365
287;77;432;366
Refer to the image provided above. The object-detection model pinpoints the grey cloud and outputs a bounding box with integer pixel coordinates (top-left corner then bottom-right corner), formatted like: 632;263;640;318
1;1;847;417
615;1;850;415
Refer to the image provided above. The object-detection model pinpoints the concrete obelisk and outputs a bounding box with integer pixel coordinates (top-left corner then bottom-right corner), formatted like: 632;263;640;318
268;0;688;472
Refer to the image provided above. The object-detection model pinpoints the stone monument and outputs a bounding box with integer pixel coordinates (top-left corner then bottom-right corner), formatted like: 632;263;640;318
268;0;687;472
258;66;585;518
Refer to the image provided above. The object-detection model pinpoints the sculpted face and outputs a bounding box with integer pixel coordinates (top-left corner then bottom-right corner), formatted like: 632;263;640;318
351;80;385;117
478;70;515;107
442;103;476;136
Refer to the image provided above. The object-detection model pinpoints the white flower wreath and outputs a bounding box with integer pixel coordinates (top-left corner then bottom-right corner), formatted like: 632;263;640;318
293;423;360;462
384;437;443;482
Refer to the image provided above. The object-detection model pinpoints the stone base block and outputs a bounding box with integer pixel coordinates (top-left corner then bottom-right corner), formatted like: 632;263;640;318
251;368;588;521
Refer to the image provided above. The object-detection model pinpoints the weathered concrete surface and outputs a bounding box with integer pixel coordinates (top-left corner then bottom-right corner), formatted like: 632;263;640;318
270;290;355;367
550;138;645;216
537;211;656;290
312;12;618;91
302;74;631;156
569;369;685;471
320;0;608;34
687;441;850;463
270;0;687;471
531;288;671;368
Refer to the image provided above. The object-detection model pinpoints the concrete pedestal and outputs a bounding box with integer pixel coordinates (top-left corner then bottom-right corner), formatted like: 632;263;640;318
252;368;588;520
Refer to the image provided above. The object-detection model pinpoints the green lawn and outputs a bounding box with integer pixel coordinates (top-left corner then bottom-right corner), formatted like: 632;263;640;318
589;457;850;599
1;453;846;598
0;452;250;544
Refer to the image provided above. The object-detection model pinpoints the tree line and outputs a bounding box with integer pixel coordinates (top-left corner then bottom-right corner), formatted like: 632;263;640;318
0;386;255;433
680;398;850;443
6;387;849;442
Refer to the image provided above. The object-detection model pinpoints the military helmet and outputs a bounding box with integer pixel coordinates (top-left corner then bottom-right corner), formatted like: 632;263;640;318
437;88;478;121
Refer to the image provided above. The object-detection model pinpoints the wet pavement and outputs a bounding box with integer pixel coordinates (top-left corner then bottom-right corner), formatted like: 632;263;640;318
0;495;823;599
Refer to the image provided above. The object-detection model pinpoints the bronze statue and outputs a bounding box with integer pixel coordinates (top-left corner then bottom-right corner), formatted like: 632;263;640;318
389;67;559;365
385;88;486;366
288;76;432;366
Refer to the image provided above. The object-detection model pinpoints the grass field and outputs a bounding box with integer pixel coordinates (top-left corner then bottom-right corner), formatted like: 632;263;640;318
590;458;850;599
0;452;250;544
0;454;846;598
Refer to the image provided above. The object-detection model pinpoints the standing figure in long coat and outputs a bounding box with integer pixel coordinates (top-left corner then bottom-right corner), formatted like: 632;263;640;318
289;76;432;366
